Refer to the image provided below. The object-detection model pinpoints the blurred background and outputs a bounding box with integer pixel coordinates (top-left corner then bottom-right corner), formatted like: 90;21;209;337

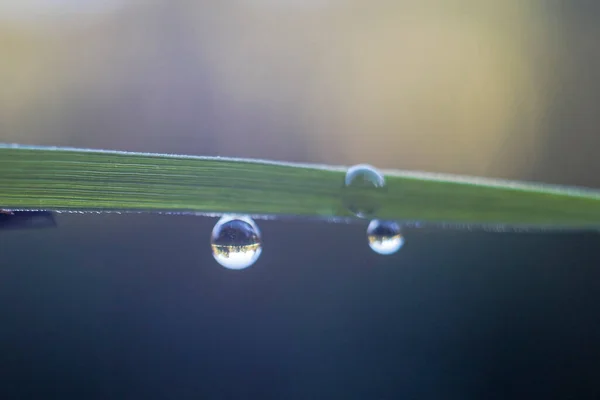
1;0;599;187
2;3;600;398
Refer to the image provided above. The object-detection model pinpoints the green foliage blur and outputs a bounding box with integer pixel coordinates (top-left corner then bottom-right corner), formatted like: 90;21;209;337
1;1;598;188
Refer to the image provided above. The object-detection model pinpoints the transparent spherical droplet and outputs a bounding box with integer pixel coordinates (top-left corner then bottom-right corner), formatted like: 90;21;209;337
367;220;404;255
211;215;262;270
342;164;386;218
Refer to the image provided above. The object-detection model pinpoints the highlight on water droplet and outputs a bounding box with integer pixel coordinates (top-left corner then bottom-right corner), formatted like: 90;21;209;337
211;215;262;270
342;164;386;218
367;220;404;255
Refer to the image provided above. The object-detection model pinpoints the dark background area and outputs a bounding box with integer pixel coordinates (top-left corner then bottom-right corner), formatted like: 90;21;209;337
0;214;599;399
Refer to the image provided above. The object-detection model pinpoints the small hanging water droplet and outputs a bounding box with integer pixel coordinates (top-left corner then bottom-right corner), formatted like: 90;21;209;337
367;220;404;255
342;164;386;218
211;215;262;270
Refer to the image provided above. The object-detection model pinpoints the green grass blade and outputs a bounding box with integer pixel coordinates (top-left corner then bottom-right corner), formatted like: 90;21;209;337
0;144;599;228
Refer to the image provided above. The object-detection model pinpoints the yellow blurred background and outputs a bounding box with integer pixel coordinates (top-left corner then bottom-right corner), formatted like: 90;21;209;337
1;0;599;187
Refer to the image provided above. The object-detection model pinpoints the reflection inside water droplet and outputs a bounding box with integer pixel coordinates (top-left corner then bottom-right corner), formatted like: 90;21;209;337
367;220;404;255
211;215;262;269
342;164;386;218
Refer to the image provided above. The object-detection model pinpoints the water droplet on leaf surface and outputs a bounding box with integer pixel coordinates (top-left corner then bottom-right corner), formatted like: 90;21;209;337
342;164;386;218
367;220;404;255
211;215;262;270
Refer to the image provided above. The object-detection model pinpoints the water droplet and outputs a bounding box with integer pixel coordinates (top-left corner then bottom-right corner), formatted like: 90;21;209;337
367;220;404;255
211;215;262;270
342;164;386;218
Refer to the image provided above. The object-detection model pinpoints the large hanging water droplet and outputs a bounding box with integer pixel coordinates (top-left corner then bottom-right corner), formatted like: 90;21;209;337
367;220;404;255
342;164;386;218
211;215;262;270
